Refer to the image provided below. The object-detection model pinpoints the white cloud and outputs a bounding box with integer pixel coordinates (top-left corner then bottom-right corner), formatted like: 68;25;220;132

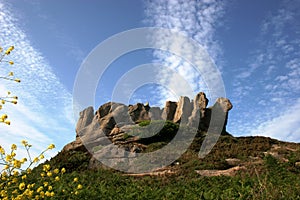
0;1;75;160
250;98;300;142
144;0;226;105
229;0;300;141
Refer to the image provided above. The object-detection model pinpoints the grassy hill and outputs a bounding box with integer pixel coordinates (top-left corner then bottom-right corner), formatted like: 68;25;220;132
33;130;300;199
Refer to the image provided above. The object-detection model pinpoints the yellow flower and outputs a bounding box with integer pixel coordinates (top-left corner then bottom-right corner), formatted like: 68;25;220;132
5;120;11;125
77;184;83;190
33;157;39;163
55;176;60;181
43;182;48;187
22;175;27;180
47;172;52;177
21;140;28;146
12;189;18;194
26;189;34;198
0;146;5;154
47;144;55;149
4;164;9;169
11;100;17;104
75;191;79;195
45;191;51;197
61;168;66;174
14;78;21;83
43;164;50;171
48;186;52;191
9;61;14;65
37;186;43;193
39;154;44;159
40;172;45;177
8;72;13;76
2;171;8;177
19;182;25;190
5;155;12;162
11;144;17;150
51;191;55;197
13;170;19;176
20;158;27;163
5;46;14;55
13;160;21;168
40;191;45;198
73;177;78;182
1;114;8;120
53;168;59;174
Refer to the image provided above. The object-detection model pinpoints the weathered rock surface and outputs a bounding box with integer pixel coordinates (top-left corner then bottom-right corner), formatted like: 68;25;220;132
76;106;94;138
161;101;177;121
149;107;163;120
196;166;246;177
62;92;233;170
188;92;208;128
173;96;193;124
128;103;150;123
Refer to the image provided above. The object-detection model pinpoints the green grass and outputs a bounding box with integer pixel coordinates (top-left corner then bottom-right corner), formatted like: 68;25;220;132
30;134;300;199
29;161;300;199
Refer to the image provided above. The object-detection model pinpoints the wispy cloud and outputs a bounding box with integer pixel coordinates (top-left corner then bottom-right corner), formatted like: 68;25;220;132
250;98;300;142
144;0;226;105
230;0;300;141
0;1;75;157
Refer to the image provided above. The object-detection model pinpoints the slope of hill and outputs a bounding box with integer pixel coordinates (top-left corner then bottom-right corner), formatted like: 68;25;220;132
32;92;300;199
39;134;300;199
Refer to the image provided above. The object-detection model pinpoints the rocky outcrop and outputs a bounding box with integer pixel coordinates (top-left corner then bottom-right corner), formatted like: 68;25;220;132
76;106;94;138
188;92;209;128
173;96;193;124
62;92;233;169
216;97;233;112
161;101;177;121
128;103;150;123
208;97;233;133
149;107;163;120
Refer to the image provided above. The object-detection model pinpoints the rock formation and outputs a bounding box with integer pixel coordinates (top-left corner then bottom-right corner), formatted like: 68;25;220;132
63;92;233;169
161;101;177;121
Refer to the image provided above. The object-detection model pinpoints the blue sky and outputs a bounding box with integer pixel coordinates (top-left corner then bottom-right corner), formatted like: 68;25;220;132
1;0;300;157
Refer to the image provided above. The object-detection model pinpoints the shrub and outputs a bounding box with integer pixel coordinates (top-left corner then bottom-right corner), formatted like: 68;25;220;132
0;141;83;199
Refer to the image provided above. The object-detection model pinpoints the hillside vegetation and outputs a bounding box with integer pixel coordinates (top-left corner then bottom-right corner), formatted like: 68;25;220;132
37;120;300;199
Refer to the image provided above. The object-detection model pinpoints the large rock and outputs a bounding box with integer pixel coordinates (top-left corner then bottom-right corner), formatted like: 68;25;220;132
62;92;233;170
77;115;112;151
62;138;86;152
96;102;113;119
214;97;233;133
188;92;208;128
173;96;193;124
200;97;232;133
161;101;177;121
149;107;163;120
98;103;132;135
215;97;233;112
76;106;94;138
195;92;209;117
128;103;150;123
